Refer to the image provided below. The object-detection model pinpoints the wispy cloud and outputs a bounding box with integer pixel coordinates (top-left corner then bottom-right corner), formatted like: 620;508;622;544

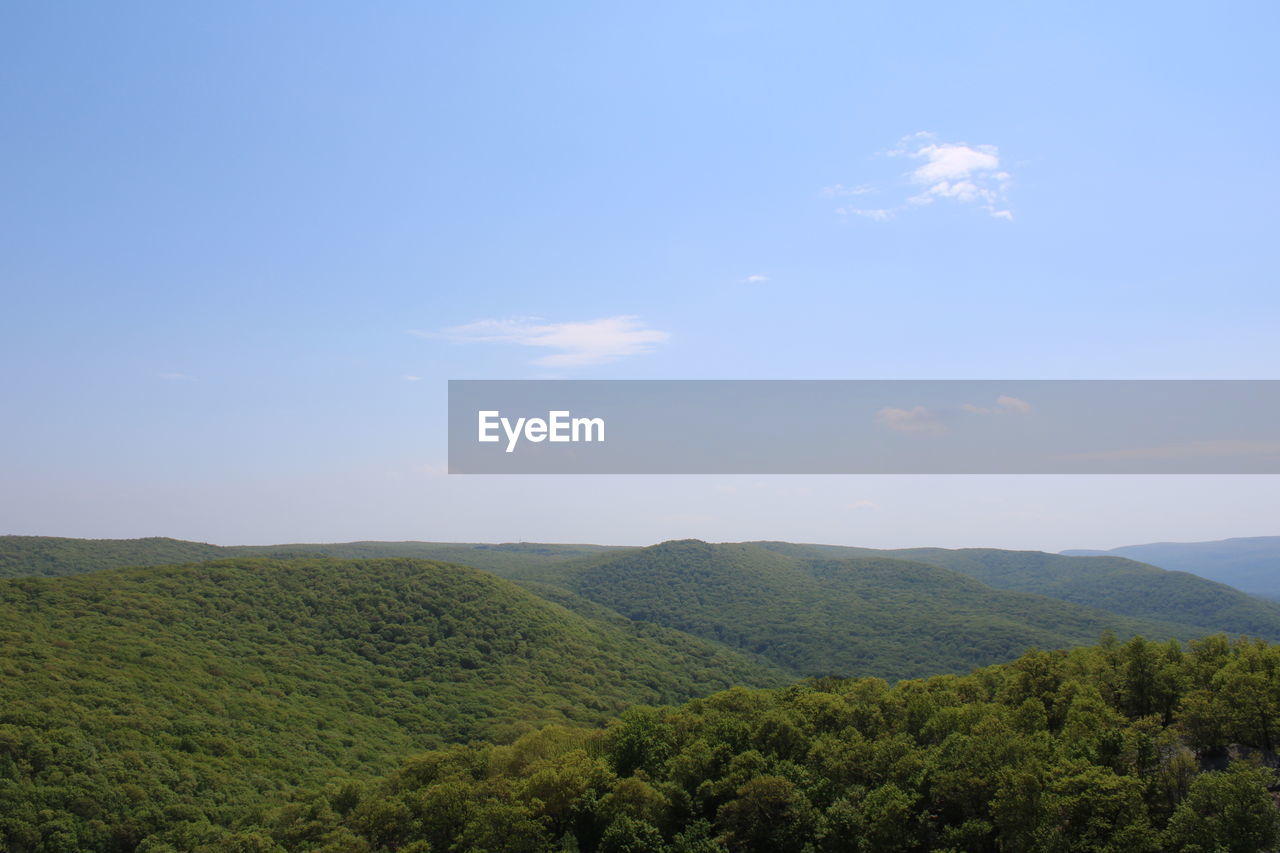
821;184;873;198
422;315;669;367
744;274;769;284
836;207;895;221
878;395;1030;435
876;405;947;434
402;374;421;382
963;395;1032;415
830;132;1013;221
1066;439;1280;461
156;372;193;381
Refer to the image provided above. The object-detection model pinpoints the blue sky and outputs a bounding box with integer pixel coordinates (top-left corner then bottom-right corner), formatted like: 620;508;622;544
2;1;1278;549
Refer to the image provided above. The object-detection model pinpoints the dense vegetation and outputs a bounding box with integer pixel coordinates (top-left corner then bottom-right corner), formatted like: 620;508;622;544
1065;537;1280;601
0;536;228;578
7;538;1280;850
11;536;1279;646
0;536;625;580
753;542;1280;640
148;634;1280;852
0;558;787;851
517;540;1207;680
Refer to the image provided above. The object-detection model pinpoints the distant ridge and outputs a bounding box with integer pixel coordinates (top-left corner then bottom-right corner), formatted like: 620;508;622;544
750;541;1280;640
0;555;789;836
480;538;1257;680
9;534;1280;676
1062;535;1280;599
0;534;627;579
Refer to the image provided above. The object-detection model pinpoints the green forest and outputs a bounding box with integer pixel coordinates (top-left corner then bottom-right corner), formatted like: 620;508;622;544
0;557;786;851
16;635;1280;853
3;539;1280;851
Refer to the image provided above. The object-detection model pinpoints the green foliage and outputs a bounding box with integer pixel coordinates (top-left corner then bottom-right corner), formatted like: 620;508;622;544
182;636;1280;853
0;535;228;578
1164;763;1280;852
9;539;1280;851
0;535;626;580
0;557;785;851
11;536;1280;681
1064;536;1280;601
536;540;1199;680
756;542;1280;640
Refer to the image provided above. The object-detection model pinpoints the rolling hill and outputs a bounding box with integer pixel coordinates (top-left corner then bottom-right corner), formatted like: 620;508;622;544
1063;536;1280;600
752;541;1280;641
497;539;1203;680
0;535;229;577
149;636;1280;853
0;556;788;848
6;537;1280;849
0;534;627;579
8;535;1280;679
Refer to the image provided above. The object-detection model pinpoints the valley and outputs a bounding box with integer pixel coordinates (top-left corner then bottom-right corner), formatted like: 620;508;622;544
3;535;1280;851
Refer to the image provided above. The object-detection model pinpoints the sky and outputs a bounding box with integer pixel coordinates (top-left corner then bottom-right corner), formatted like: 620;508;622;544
2;1;1278;550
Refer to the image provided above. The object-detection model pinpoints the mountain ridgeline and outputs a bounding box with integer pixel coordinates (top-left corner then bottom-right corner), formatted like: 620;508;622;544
7;535;1280;681
496;539;1280;681
749;542;1280;641
197;635;1280;853
1063;536;1280;600
0;557;788;850
0;535;626;579
5;535;1280;849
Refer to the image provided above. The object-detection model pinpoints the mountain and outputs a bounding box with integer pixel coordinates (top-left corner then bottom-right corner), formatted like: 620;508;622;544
0;556;787;848
0;534;627;579
153;636;1280;853
752;541;1280;641
8;539;1280;850
497;539;1201;680
9;536;1279;678
0;535;228;577
1063;536;1280;600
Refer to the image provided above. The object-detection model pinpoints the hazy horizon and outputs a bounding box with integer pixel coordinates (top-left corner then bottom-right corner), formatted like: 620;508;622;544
4;2;1277;549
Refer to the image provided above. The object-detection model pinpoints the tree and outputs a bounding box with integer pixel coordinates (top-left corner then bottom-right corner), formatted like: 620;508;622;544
1164;764;1280;853
1032;761;1158;853
716;776;817;853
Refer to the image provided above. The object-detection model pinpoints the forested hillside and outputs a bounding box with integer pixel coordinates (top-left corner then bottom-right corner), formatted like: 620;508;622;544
509;540;1195;680
1064;537;1280;601
6;544;1280;850
10;537;1275;683
754;542;1280;641
154;635;1280;853
0;536;228;577
0;536;627;580
10;537;1280;649
0;558;787;851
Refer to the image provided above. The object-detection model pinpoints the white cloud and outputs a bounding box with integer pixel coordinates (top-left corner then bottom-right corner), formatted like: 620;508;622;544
821;184;874;197
996;395;1031;414
900;135;1012;218
744;274;769;283
908;143;1000;183
403;374;421;382
835;207;896;221
830;132;1014;221
423;315;670;367
876;405;947;434
963;395;1032;416
1066;439;1280;461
